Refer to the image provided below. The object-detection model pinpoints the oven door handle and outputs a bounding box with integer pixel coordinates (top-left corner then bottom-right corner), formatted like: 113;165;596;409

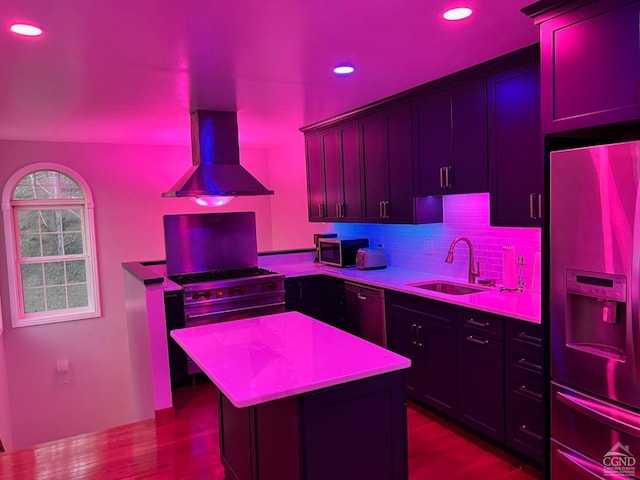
185;302;286;322
556;390;640;438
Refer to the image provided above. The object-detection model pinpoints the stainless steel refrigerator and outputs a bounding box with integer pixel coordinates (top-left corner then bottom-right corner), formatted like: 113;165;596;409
550;140;640;479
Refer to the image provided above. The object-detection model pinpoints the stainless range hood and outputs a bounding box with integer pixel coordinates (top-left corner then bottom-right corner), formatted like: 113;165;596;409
162;110;274;199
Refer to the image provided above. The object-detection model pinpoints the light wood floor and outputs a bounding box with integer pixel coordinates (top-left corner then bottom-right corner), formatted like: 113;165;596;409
0;382;541;479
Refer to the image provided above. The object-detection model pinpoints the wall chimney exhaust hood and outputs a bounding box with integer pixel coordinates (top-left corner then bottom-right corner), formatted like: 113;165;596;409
162;110;274;202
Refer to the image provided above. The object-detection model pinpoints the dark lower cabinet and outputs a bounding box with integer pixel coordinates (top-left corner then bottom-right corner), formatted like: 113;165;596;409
385;291;457;417
285;275;345;328
457;322;505;443
505;319;544;464
218;371;408;480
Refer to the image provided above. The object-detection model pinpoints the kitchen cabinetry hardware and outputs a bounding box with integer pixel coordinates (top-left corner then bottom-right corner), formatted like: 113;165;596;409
529;193;542;220
466;318;489;328
518;385;542;400
445;166;451;188
518;358;542;371
411;323;418;345
519;425;543;441
439;167;444;188
537;194;542;219
379;201;384;219
529;194;534;219
466;335;489;346
357;293;368;301
416;325;423;347
517;331;542;344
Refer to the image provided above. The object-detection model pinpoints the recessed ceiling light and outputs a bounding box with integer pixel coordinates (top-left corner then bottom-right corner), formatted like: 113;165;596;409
10;23;44;37
443;7;473;21
333;65;355;76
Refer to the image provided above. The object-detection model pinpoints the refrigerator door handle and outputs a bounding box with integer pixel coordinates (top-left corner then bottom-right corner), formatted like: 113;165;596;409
555;445;608;479
557;390;640;438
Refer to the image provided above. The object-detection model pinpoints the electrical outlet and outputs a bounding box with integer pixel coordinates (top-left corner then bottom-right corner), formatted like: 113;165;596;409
56;359;70;384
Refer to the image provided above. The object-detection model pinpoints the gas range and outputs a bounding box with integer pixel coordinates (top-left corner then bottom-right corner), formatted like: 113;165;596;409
169;266;285;308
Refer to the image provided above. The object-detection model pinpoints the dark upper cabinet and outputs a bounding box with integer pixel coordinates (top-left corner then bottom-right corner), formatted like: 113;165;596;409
487;61;543;227
413;80;488;196
524;0;640;133
305;133;325;222
305;122;361;223
360;103;416;224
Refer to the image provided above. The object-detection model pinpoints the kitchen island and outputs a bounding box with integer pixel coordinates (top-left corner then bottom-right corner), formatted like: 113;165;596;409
170;311;411;480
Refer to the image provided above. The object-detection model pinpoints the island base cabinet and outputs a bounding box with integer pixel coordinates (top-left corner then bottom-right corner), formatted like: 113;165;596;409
219;371;408;480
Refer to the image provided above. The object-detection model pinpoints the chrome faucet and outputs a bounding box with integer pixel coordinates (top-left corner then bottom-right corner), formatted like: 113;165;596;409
445;237;480;284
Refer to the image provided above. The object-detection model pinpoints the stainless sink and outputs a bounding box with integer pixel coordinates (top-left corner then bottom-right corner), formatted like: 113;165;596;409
407;281;488;295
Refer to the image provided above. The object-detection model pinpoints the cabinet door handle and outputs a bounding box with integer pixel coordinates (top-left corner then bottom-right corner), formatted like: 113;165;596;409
379;201;384;219
537;193;542;219
384;201;390;219
518;385;542;400
517;332;542;344
416;325;423;347
465;335;489;346
341;203;345;218
357;293;368;301
445;166;451;188
529;194;534;219
518;358;542;372
297;283;303;300
336;203;340;218
519;425;542;441
439;167;444;188
466;318;490;328
411;323;417;345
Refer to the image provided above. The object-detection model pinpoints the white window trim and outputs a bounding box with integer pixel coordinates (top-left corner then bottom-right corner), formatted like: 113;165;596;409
2;163;101;327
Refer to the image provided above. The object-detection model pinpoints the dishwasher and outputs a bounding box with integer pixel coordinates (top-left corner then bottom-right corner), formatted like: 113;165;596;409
344;282;386;347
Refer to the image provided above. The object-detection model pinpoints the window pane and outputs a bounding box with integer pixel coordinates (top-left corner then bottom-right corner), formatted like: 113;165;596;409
61;209;82;232
42;233;64;256
46;286;67;310
63;233;83;255
65;260;86;283
20;234;42;257
21;263;44;287
12;170;84;200
68;284;89;308
39;210;62;233
44;262;65;285
18;211;39;233
23;287;45;313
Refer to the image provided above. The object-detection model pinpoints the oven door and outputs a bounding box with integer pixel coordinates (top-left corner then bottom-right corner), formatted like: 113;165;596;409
183;295;285;375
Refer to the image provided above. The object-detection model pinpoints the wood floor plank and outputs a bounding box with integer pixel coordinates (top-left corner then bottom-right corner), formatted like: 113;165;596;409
0;381;540;479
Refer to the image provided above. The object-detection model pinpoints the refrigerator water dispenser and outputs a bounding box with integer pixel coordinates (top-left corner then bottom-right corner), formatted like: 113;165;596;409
565;269;627;361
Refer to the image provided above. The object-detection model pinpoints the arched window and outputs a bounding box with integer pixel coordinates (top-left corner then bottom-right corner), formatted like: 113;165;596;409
2;164;100;327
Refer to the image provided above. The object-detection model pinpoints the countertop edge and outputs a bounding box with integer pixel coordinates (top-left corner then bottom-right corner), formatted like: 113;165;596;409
122;261;165;285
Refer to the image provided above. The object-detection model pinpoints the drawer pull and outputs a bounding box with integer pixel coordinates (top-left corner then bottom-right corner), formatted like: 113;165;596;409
518;385;542;400
466;335;489;346
519;425;542;441
517;332;541;344
467;318;490;328
411;324;418;346
518;358;542;371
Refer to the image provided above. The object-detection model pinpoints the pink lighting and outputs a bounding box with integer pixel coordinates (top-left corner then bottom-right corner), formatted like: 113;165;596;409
333;65;355;75
443;7;472;21
191;196;235;207
10;23;44;37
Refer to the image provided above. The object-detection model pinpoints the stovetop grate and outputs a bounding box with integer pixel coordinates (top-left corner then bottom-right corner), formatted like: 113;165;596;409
168;267;277;285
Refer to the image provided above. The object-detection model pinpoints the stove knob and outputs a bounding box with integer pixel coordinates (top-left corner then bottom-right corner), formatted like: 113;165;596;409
203;291;212;299
192;293;200;300
216;290;224;298
240;287;248;294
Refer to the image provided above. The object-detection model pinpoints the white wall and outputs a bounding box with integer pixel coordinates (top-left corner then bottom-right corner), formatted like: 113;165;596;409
0;139;281;448
267;135;331;250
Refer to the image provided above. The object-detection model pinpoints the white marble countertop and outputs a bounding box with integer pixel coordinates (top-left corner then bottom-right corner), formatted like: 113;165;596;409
170;311;411;408
259;256;541;324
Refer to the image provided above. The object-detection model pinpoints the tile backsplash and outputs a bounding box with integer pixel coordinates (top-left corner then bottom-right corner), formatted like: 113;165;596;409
331;193;541;292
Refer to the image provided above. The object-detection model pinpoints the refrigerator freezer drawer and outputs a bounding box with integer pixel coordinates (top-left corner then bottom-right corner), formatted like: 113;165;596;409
551;439;638;480
552;381;640;465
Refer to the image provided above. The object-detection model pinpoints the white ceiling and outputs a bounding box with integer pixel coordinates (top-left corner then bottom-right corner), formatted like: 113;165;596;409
1;0;539;148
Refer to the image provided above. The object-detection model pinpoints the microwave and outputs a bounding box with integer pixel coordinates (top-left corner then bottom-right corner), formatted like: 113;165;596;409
318;238;369;267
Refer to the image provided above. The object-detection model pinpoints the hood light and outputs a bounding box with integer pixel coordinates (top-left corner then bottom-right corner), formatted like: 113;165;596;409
333;65;355;75
191;196;236;207
10;23;44;37
443;7;472;21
